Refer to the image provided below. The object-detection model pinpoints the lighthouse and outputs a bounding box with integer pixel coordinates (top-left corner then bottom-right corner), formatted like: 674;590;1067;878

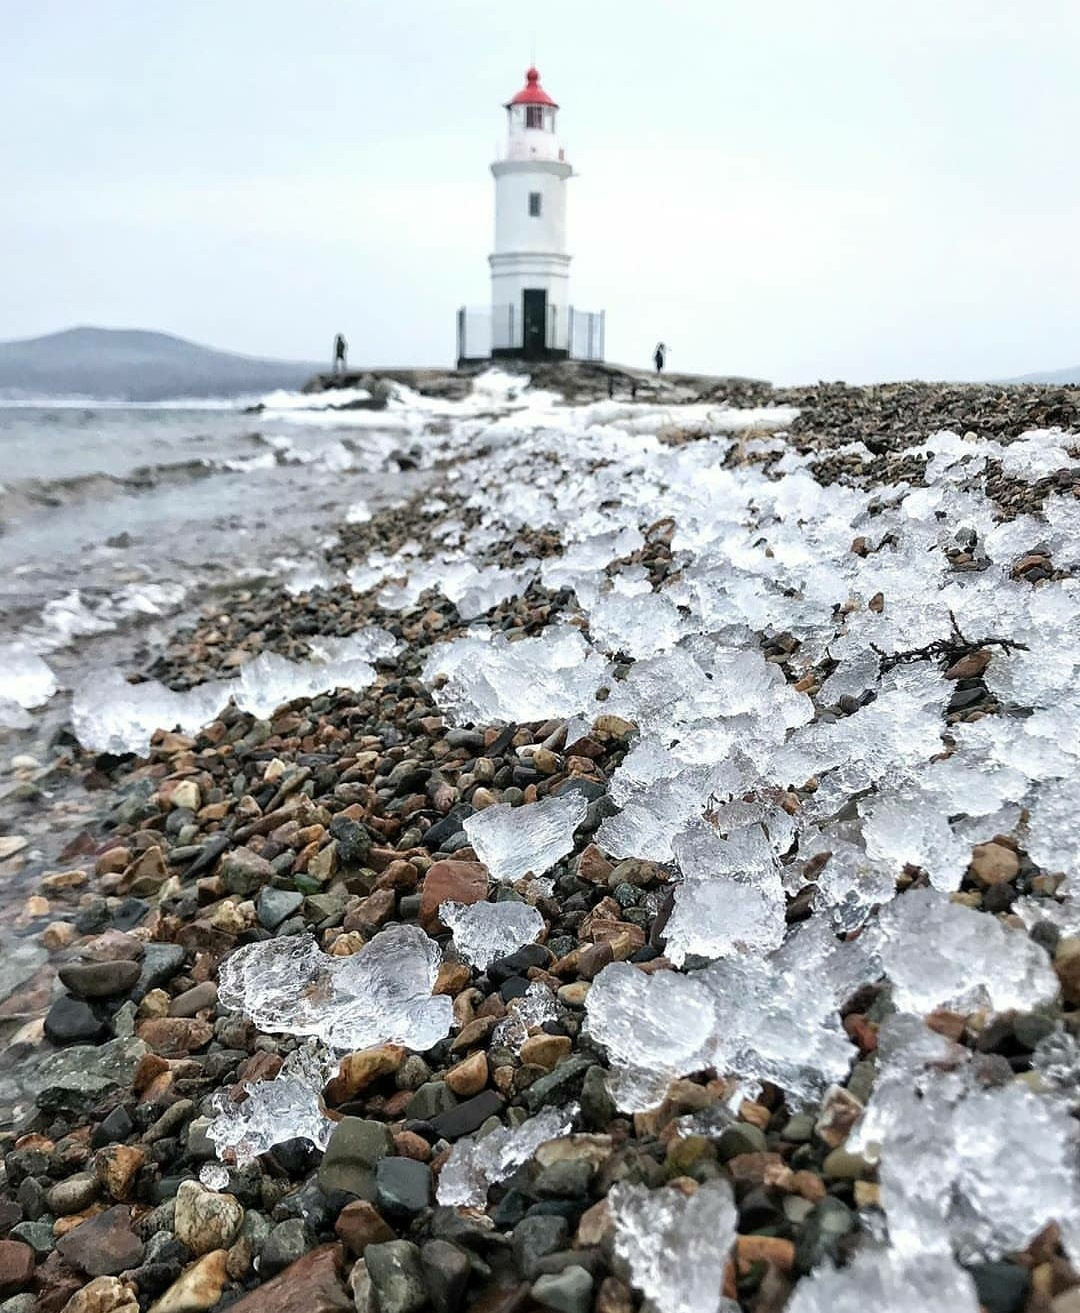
456;67;604;366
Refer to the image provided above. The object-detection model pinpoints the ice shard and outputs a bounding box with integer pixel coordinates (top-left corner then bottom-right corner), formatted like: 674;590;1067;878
610;1179;738;1313
436;1107;574;1208
217;925;452;1053
442;899;545;971
463;792;588;887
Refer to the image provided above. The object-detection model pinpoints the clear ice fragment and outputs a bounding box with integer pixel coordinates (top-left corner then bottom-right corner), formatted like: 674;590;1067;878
206;1040;336;1166
463;793;588;886
610;1179;738;1313
217;925;452;1053
872;887;1057;1016
72;669;231;756
436;1106;573;1207
443;899;544;971
786;1247;980;1313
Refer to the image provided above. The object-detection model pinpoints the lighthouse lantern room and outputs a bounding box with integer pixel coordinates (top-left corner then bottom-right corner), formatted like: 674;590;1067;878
456;67;605;366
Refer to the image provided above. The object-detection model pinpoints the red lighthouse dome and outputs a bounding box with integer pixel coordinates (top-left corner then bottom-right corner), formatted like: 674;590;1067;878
506;67;558;109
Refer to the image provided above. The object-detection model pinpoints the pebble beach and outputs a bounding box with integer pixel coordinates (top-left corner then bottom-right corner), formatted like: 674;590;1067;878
1;365;1079;1313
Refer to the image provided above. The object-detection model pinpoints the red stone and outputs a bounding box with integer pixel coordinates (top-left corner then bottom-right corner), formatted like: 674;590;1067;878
225;1244;352;1312
0;1240;34;1295
419;860;489;931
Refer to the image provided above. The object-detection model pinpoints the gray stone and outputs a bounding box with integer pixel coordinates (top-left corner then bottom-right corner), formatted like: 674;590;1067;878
579;1064;616;1130
36;1036;148;1114
375;1158;432;1217
132;943;186;1001
364;1239;427;1313
531;1265;594;1313
45;1173;98;1216
319;1119;394;1198
405;1081;457;1122
0;1296;37;1313
512;1215;569;1279
58;959;141;999
969;1261;1030;1313
257;887;304;931
716;1123;768;1161
6;1223;52;1257
524;1058;593;1114
221;847;275;896
532;1160;592;1200
794;1197;855;1274
43;996;107;1046
169;982;218;1017
261;1218;311;1275
430;1090;504;1140
420;1239;470;1313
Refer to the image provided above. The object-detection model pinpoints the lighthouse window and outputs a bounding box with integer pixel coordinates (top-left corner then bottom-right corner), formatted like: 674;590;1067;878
526;105;544;129
528;191;542;217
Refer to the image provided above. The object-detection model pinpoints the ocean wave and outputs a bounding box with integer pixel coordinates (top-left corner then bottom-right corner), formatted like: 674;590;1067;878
0;458;218;518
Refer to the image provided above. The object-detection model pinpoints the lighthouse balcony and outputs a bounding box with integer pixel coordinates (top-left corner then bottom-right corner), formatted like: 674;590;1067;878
456;304;605;367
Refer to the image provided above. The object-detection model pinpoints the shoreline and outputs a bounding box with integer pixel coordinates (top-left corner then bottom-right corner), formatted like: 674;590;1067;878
0;374;1078;1311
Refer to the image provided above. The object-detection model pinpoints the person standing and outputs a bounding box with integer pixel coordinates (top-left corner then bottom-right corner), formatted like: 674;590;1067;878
653;341;667;374
333;333;348;374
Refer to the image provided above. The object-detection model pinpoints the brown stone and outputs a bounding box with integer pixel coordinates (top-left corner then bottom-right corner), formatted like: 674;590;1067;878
789;1170;827;1203
80;930;145;963
970;841;1020;886
944;649;991;680
324;1046;406;1103
392;1131;432;1162
147;1250;228;1313
56;1206;144;1277
333;1201;395;1257
519;1034;572;1071
814;1085;864;1149
434;960;472;996
450;1015;498;1052
136;1017;214;1055
95;847;131;877
0;1240;34;1295
124;845;169;897
926;1009;967;1042
445;1050;489;1096
736;1234;795;1276
578;942;614;980
419;860;489;931
726;1153;792;1190
94;1145;147;1201
224;1245;351;1313
595;1276;634;1313
1054;940;1080;1006
58;1275;139;1313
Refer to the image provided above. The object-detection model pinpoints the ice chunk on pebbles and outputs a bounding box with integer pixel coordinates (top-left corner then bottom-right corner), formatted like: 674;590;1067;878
492;982;559;1051
442;899;544;971
72;668;231;756
786;1247;979;1313
586;943;858;1111
463;792;588;887
217;925;452;1053
423;625;610;725
851;1019;1080;1261
610;1179;738;1313
207;1041;335;1166
663;821;786;965
872;887;1057;1016
233;649;376;719
436;1106;573;1208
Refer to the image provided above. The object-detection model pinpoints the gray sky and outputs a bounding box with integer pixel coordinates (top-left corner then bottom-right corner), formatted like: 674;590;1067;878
4;0;1078;383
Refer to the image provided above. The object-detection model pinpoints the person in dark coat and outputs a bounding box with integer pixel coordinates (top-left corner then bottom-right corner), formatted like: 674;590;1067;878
333;333;347;373
653;342;667;374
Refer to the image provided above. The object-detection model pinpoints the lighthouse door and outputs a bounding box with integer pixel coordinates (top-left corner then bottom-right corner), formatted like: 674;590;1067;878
522;289;548;358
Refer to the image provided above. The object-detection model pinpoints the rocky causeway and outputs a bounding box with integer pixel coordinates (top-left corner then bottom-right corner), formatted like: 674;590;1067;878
0;364;1079;1313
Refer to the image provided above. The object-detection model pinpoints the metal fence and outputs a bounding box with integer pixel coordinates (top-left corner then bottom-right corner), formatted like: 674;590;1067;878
457;305;605;363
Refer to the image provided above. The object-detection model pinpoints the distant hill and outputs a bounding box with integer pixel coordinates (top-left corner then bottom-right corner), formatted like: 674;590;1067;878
0;327;323;401
1003;363;1080;386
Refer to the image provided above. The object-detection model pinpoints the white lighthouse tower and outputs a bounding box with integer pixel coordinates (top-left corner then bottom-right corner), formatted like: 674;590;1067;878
456;67;604;366
490;67;573;360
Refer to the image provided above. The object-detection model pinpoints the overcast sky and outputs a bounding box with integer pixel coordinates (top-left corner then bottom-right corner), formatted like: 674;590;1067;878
3;1;1078;383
